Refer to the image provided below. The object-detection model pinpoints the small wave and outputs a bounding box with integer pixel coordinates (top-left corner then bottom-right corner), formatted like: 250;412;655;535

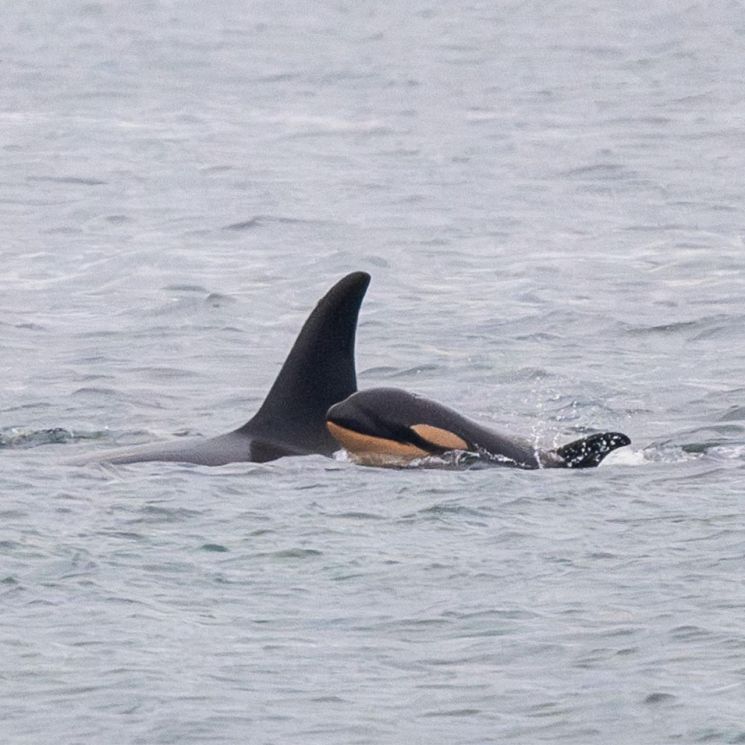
200;543;229;553
641;436;745;464
621;314;739;340
622;319;702;336
389;364;442;378
223;214;329;231
269;114;390;137
501;366;552;382
708;444;745;461
223;217;262;231
204;292;236;307
359;365;400;376
559;163;636;180
413;501;489;519
27;175;107;186
0;428;104;450
329;511;386;521
719;406;745;422
644;692;676;705
259;548;323;560
162;283;209;293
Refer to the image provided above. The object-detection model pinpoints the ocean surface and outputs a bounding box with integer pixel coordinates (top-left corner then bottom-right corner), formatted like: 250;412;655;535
2;1;745;743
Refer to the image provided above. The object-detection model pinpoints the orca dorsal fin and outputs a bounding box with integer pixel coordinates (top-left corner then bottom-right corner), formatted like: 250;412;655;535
555;431;630;468
238;272;370;455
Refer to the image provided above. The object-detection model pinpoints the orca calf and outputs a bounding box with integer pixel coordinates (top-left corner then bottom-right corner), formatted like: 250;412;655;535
326;387;630;469
71;272;370;466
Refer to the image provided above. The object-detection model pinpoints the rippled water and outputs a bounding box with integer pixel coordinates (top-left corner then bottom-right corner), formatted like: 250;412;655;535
3;1;745;743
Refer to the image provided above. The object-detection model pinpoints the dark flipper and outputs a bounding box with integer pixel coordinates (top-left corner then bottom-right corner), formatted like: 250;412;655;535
555;432;630;468
238;271;371;456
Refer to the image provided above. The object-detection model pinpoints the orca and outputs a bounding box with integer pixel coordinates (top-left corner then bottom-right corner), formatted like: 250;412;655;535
70;272;370;466
326;387;630;469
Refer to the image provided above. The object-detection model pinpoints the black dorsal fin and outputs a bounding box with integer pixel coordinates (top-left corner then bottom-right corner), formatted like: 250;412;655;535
555;431;631;468
238;272;370;455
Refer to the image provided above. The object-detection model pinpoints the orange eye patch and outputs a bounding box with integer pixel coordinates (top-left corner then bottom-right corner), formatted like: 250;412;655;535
326;421;429;459
410;424;468;451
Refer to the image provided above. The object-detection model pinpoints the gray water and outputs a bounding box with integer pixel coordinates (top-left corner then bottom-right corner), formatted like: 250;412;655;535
2;1;745;742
